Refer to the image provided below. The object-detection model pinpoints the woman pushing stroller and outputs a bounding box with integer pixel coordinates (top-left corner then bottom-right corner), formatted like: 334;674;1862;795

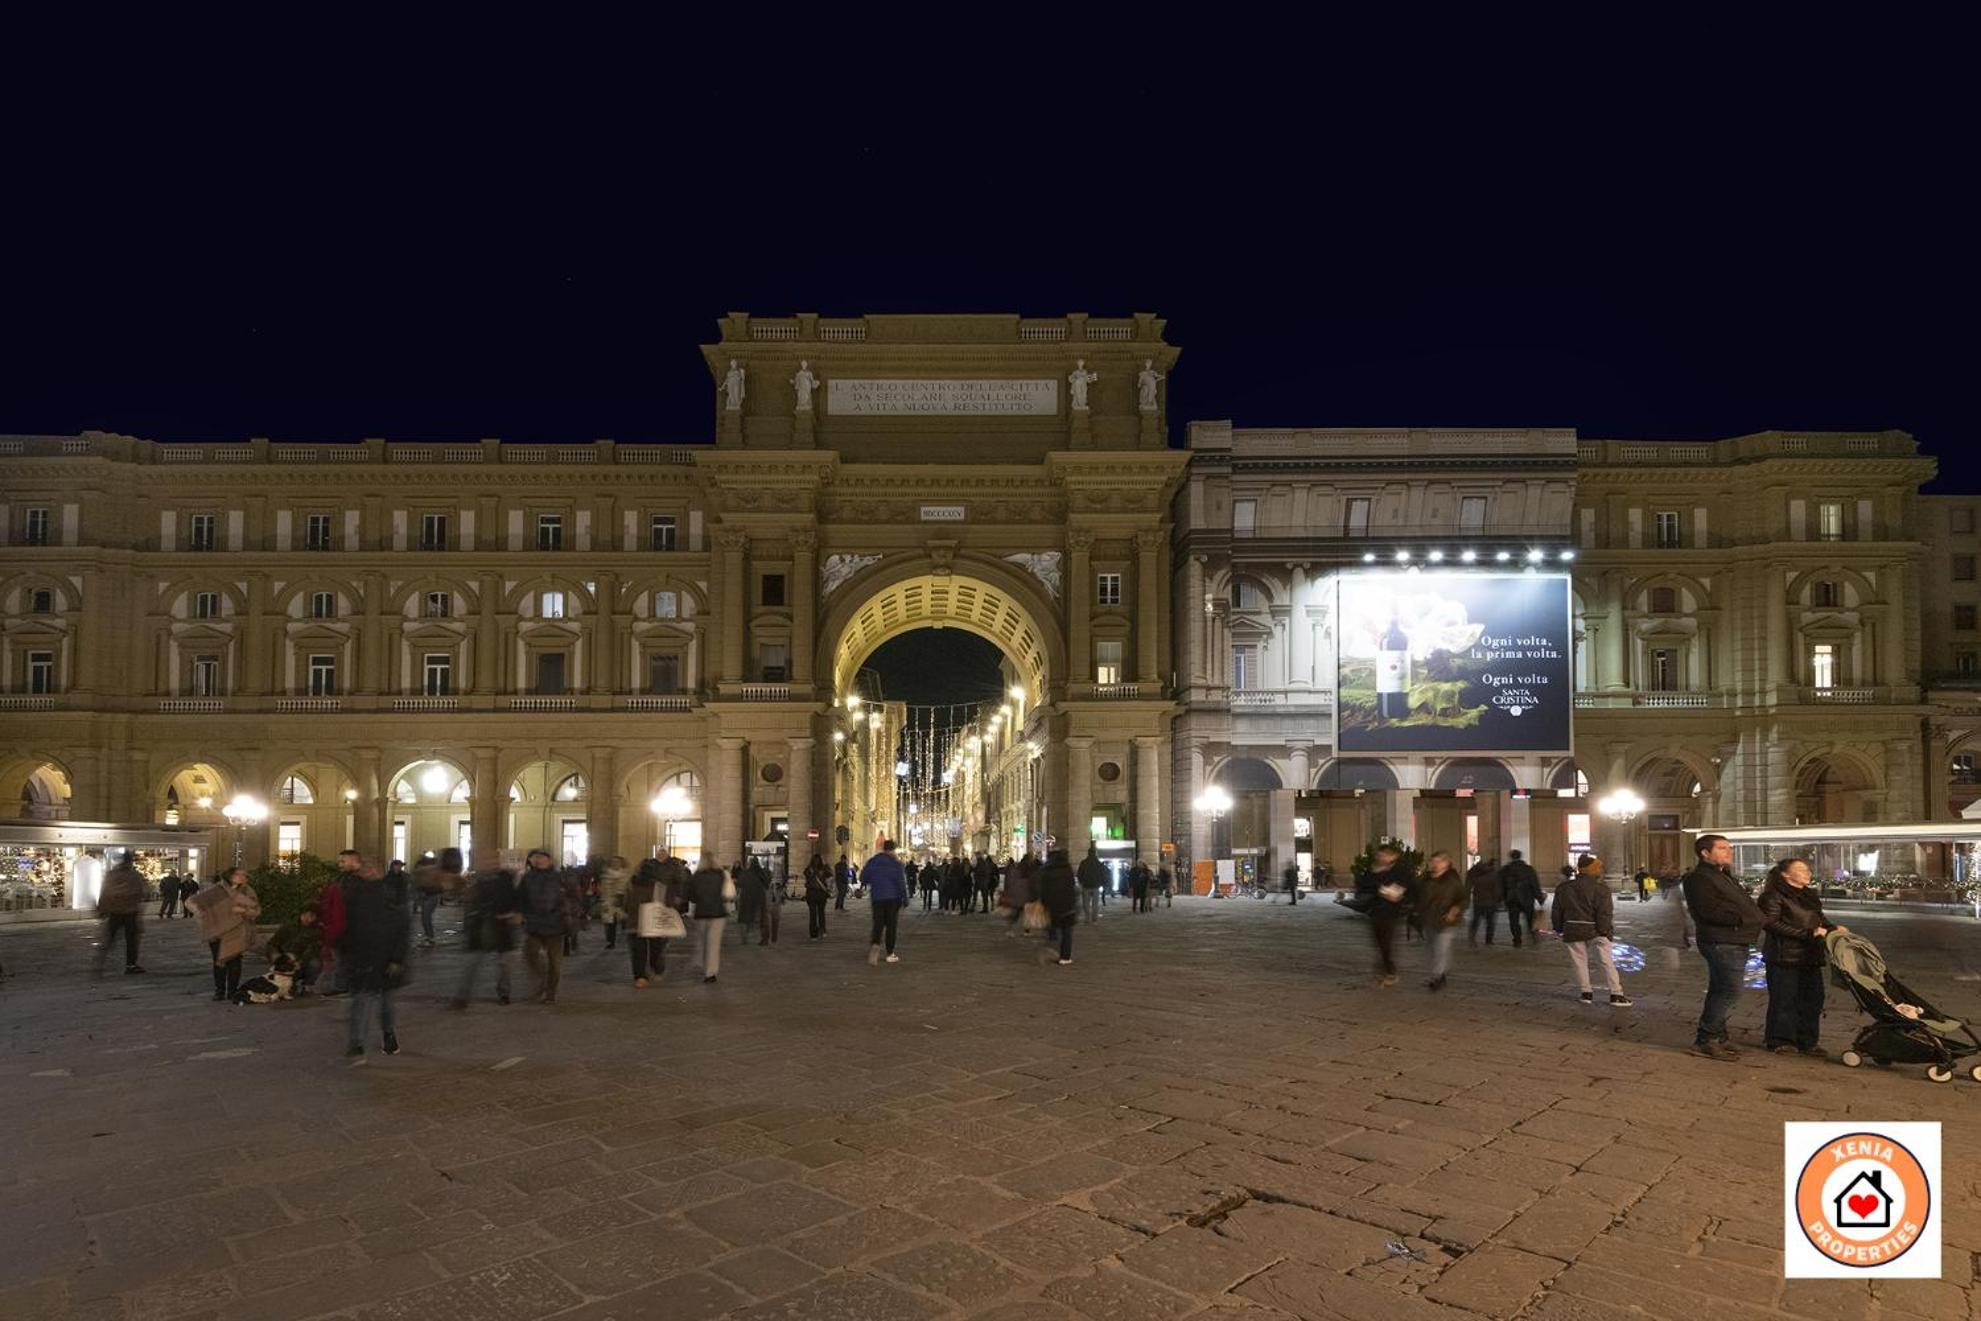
1757;857;1842;1057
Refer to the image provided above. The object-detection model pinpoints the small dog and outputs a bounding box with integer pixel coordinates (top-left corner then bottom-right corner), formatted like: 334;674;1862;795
231;955;299;1005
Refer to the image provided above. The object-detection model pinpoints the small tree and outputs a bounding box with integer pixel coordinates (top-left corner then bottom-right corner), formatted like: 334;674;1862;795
247;852;341;927
1349;835;1423;881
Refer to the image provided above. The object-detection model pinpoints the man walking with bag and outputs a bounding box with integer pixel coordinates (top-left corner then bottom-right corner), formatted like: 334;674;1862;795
626;855;687;987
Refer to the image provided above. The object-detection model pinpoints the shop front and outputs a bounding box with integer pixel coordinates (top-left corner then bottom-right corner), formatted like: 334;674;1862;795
0;821;217;922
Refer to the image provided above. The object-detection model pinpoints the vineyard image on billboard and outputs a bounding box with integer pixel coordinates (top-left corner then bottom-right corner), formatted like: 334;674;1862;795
1335;572;1573;754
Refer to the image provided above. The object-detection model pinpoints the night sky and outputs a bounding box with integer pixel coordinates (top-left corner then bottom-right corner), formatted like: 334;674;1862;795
8;56;1970;484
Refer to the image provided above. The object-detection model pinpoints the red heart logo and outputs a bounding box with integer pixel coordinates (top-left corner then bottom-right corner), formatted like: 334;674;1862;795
1847;1194;1880;1218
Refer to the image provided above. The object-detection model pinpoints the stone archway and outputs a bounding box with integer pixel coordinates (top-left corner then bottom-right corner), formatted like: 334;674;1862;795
822;562;1064;701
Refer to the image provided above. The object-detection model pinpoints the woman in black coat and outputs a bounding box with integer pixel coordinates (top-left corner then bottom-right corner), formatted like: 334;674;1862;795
1757;858;1842;1056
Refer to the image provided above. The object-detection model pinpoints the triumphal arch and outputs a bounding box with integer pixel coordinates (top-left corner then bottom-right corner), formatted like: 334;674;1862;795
698;312;1186;869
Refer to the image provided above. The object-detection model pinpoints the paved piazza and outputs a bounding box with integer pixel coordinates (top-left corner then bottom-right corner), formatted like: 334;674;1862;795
2;899;1978;1320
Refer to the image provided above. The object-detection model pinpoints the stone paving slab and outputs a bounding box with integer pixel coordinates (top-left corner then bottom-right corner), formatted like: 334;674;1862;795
2;898;1979;1318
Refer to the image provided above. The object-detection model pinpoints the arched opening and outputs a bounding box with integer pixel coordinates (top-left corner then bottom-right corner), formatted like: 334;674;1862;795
157;763;231;828
508;758;590;865
1796;754;1879;825
1432;759;1515;793
267;760;359;861
385;759;473;863
821;562;1066;865
1630;754;1711;876
14;762;71;821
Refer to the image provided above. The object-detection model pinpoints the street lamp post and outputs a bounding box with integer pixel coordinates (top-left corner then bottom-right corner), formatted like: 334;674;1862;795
1194;784;1233;885
649;786;694;859
221;794;267;868
1595;787;1645;883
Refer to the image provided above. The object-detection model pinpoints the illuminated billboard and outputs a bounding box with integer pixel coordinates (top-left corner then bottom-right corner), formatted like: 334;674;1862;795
1335;572;1573;754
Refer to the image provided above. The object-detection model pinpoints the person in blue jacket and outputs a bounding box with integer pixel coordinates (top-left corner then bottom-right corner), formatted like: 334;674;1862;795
860;839;908;966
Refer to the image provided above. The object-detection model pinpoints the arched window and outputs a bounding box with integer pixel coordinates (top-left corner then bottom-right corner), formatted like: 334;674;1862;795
553;774;587;802
276;774;315;805
450;780;472;804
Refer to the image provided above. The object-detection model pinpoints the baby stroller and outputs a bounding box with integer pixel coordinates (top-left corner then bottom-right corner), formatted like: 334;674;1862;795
1828;929;1981;1084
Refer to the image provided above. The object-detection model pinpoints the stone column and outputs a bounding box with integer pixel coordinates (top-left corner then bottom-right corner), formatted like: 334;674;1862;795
1269;789;1296;884
471;747;501;859
588;747;617;860
1066;736;1093;856
791;529;818;689
242;574;271;696
717;528;748;684
1134;735;1161;864
476;573;501;695
590;572;617;695
1135;529;1163;684
1289;745;1310;797
1290;564;1313;689
357;750;386;862
1184;555;1206;686
359;571;387;694
1067;529;1093;686
786;735;815;860
1766;562;1791;690
717;736;747;863
1186;744;1211;868
1506;792;1532;859
1600;572;1627;690
1385;789;1415;842
1474;790;1502;862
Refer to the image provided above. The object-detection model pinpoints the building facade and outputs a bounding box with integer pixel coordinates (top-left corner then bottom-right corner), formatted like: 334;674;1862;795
0;309;1962;895
0;312;1184;880
1173;425;1942;882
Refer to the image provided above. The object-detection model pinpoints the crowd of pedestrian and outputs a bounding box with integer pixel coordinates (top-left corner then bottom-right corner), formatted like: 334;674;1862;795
66;821;1864;1070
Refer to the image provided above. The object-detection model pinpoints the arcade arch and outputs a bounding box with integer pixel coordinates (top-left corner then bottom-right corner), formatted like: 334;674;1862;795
10;760;71;820
385;758;473;862
509;757;591;864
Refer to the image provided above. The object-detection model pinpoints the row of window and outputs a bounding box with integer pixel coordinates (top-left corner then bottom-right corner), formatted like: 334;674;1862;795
146;513;687;553
181;650;693;699
1232;496;1495;538
179;588;692;621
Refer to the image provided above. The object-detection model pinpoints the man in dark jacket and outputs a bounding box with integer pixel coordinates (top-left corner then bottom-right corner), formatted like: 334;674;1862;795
1034;847;1079;965
453;849;519;1008
1551;855;1632;1006
860;840;908;965
341;861;411;1061
1498;851;1541;948
975;853;1000;914
735;857;767;945
1681;833;1764;1060
833;853;852;910
1130;860;1152;913
1355;845;1417;986
1467;857;1503;946
1282;861;1300;906
94;852;147;976
156;870;180;920
1076;844;1107;925
518;849;570;1004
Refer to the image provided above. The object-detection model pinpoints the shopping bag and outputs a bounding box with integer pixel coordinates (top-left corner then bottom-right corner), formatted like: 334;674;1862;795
1022;901;1050;932
639;901;686;939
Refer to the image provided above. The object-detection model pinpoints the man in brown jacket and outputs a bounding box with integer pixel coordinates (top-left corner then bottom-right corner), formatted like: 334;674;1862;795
94;851;147;976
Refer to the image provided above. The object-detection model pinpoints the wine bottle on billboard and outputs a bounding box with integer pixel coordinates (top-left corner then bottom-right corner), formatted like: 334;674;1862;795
1376;613;1411;717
